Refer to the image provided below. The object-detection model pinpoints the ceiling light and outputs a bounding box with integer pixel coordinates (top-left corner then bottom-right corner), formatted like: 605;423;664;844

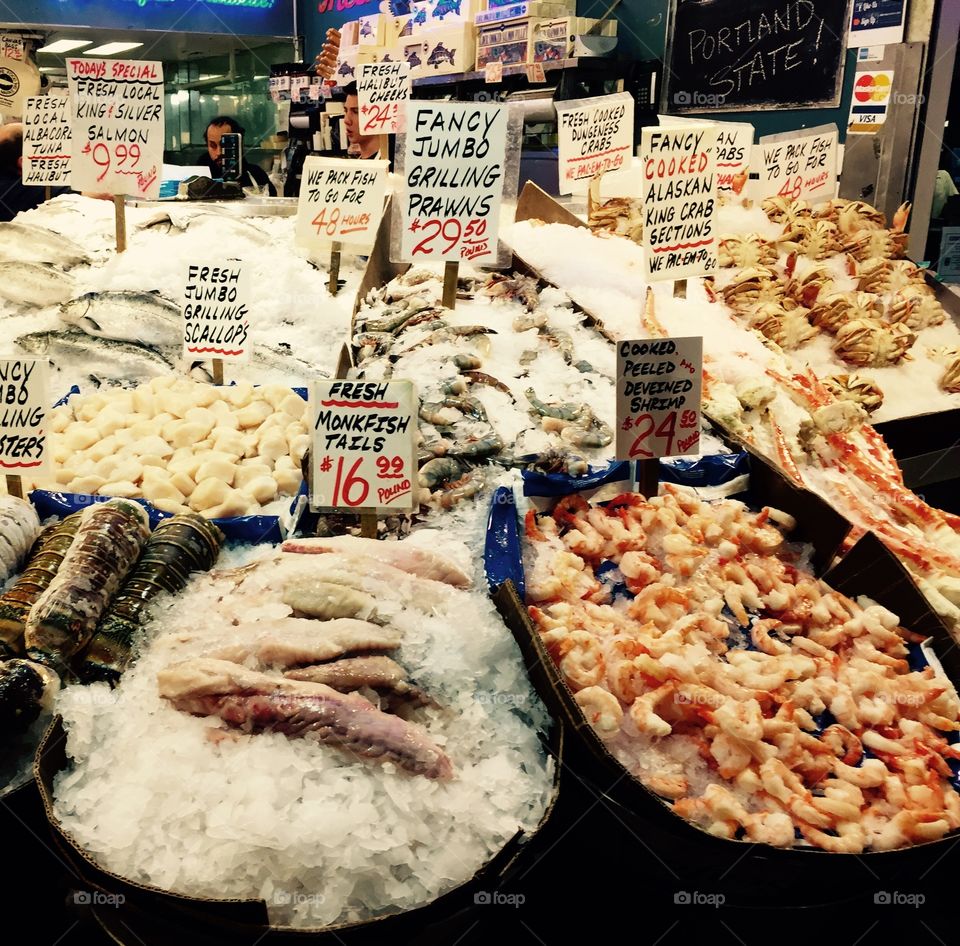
36;39;93;54
83;42;144;56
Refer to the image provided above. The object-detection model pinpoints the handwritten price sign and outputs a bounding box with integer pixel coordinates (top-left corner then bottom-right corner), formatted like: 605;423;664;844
0;359;49;476
22;95;71;187
309;380;417;513
357;61;410;135
66;58;164;200
400;101;508;263
295;156;388;255
758;123;838;204
616;337;702;460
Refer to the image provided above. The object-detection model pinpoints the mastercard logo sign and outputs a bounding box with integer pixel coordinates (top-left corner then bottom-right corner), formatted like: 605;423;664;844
855;73;892;103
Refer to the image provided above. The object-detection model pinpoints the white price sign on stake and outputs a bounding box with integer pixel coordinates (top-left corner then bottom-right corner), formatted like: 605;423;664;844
22;95;71;187
182;262;251;363
757;123;838;204
555;91;634;196
357;61;411;135
616;337;702;460
656;116;753;195
400;100;508;264
309;380;417;513
66;58;164;200
295;156;388;255
0;359;50;476
641;124;718;282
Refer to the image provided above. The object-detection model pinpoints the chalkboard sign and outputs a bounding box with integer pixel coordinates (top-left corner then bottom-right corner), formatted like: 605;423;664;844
664;0;853;113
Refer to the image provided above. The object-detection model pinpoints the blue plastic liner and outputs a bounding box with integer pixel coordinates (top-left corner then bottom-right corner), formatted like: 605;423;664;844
32;385;309;544
521;452;750;497
485;486;525;599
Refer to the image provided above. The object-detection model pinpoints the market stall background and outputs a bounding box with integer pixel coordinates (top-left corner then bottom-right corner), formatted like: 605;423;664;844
3;1;960;943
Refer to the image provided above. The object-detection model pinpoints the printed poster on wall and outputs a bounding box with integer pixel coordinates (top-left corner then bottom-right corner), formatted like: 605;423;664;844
847;0;906;48
641;124;718;282
66;57;164;200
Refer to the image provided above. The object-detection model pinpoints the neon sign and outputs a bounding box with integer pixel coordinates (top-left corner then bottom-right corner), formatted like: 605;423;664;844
121;0;277;7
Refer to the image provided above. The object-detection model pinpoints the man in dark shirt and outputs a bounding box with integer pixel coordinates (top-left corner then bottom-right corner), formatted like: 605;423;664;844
0;122;51;222
198;116;277;196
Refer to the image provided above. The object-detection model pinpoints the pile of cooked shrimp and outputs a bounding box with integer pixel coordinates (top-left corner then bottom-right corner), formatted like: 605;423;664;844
525;485;960;852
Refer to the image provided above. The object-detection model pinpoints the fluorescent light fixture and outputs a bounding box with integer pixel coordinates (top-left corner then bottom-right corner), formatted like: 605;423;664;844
198;74;225;80
253;74;268;80
83;42;144;56
36;39;93;54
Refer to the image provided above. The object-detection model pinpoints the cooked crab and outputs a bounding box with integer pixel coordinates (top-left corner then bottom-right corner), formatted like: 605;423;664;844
748;304;818;350
885;284;946;330
853;257;926;294
718;234;779;268
842;203;911;261
762;195;811;226
777;219;840;260
587;174;643;243
809;291;883;334
784;255;836;307
822;373;884;413
927;347;960;393
833;318;916;367
721;266;787;312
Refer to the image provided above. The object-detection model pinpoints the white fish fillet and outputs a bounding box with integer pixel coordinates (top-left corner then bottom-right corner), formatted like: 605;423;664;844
281;536;471;587
207;617;402;668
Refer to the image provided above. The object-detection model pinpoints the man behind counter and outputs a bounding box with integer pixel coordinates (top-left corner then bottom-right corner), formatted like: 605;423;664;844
199;116;277;196
342;82;387;161
0;122;69;222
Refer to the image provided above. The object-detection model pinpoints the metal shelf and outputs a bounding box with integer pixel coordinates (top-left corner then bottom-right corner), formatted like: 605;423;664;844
412;56;616;87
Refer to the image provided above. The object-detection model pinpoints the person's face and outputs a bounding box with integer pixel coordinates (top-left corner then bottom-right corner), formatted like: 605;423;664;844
344;95;360;144
0;122;23;173
205;123;228;167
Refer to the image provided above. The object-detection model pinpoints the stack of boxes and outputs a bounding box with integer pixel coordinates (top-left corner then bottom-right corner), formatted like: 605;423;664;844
334;0;617;82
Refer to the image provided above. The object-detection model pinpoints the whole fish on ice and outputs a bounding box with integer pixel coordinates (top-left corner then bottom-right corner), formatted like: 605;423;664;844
158;657;454;779
60;291;182;349
0;222;90;267
15;329;175;379
0;262;77;307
